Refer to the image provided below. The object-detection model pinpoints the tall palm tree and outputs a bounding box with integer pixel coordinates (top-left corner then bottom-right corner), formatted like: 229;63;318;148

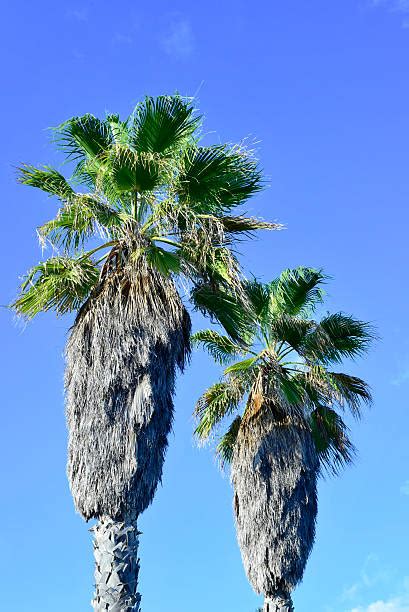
12;95;276;611
194;268;374;612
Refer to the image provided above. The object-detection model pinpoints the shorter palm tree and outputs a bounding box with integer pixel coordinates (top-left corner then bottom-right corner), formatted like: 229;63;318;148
194;268;374;612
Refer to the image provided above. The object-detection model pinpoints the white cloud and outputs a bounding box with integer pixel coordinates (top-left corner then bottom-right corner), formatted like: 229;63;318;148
400;480;409;495
349;597;409;611
346;577;409;612
343;555;391;601
370;0;409;12
162;19;195;59
369;0;409;26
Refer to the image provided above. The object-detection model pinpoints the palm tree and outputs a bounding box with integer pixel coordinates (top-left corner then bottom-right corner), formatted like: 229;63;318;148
194;268;374;612
12;95;277;611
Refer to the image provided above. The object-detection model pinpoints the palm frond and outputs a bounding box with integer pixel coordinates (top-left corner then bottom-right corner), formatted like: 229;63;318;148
191;284;254;344
106;114;130;146
55;114;113;161
130;95;200;154
39;196;124;251
310;406;356;475
278;371;306;407
105;147;164;194
176;145;263;213
327;372;372;418
244;278;271;319
303;313;375;364
221;216;281;235
195;379;245;440
270;267;327;317
269;314;313;352
224;356;259;374
12;255;99;318
144;245;181;276
192;329;242;364
17;165;74;199
217;415;242;467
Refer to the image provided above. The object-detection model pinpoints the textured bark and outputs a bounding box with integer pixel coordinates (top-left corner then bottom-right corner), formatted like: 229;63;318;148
91;515;141;611
231;408;319;598
65;257;191;520
263;592;294;612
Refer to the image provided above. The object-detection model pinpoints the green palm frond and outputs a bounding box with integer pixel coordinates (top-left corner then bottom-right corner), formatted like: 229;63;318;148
269;267;327;317
244;278;271;319
327;372;372;418
55;114;113;161
303;313;375;364
177;145;263;213
191;284;254;344
268;314;313;352
278;371;306;407
106;114;130;146
13;255;99;318
144;245;181;276
105;147;165;194
17;165;74;199
195;379;246;440
310;406;356;474
192;329;242;364
39;196;124;251
130;95;200;154
224;357;259;375
217;415;242;467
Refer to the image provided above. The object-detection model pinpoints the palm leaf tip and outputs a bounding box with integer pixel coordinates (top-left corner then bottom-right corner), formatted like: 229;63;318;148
306;314;376;364
17;165;75;199
221;216;283;235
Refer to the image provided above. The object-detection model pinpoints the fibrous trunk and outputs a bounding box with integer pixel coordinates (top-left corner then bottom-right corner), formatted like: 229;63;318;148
91;514;141;611
263;592;294;612
65;254;191;520
231;408;319;599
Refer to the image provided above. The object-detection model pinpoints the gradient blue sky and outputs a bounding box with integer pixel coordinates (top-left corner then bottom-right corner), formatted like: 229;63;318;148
1;1;408;611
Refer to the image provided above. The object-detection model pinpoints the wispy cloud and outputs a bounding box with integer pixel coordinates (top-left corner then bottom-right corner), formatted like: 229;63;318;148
346;577;409;612
343;555;391;601
400;480;409;495
370;0;409;11
369;0;409;26
348;595;409;611
162;18;195;59
65;7;88;22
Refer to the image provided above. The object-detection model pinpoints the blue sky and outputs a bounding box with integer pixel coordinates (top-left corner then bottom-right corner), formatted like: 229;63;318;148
0;1;408;611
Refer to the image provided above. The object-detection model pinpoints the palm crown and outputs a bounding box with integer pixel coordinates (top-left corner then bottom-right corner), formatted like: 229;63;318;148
13;95;276;320
194;267;374;473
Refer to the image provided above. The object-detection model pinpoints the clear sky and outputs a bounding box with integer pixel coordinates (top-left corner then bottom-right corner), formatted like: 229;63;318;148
1;1;408;611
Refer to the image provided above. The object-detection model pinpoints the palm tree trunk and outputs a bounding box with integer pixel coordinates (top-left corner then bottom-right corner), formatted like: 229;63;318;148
263;592;294;611
91;514;141;611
